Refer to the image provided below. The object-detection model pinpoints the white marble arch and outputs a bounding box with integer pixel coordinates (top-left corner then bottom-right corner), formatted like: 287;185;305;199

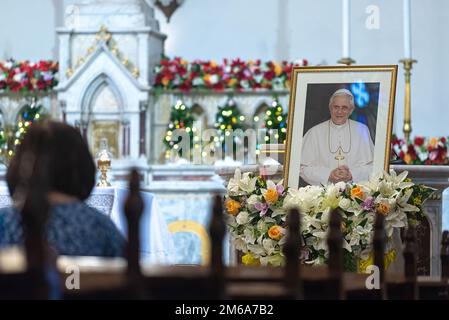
57;42;149;160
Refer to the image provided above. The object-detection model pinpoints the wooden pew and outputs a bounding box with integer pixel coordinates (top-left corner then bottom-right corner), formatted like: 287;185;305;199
416;230;449;299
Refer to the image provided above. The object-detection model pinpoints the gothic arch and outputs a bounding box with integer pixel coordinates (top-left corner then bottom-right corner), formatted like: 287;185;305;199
79;73;125;159
80;73;124;122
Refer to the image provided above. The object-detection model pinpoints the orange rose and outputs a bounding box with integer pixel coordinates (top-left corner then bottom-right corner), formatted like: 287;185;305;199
376;202;390;216
264;189;278;204
350;186;365;200
161;76;170;87
403;154;412;164
227;78;237;87
226;199;241;216
204;74;211;83
268;225;283;241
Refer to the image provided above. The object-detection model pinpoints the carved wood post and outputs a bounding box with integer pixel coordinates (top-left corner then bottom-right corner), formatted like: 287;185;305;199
283;208;302;299
124;168;145;298
208;195;226;298
327;208;343;299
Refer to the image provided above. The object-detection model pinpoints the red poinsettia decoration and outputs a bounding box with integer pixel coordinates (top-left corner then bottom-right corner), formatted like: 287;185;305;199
153;56;308;92
392;134;449;165
0;59;59;93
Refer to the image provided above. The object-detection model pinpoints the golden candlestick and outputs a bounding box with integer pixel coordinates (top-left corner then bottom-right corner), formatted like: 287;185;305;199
337;57;356;66
96;138;112;187
399;58;417;142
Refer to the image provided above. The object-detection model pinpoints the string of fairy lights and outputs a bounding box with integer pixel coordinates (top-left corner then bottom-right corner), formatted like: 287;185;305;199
163;97;287;161
0;100;44;163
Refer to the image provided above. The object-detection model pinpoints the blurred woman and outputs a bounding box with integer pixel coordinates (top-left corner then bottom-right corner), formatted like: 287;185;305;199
0;121;125;257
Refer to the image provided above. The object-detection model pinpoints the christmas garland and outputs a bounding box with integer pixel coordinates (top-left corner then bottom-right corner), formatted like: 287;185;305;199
0;99;46;164
153;57;308;92
391;135;448;165
0;59;58;93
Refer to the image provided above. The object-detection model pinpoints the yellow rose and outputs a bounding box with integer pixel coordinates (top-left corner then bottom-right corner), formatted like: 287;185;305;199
242;253;260;266
350;186;365;200
268;225;283;241
225;199;241;216
429;137;438;148
264;188;279;204
274;63;282;76
376;202;390;216
359;249;397;273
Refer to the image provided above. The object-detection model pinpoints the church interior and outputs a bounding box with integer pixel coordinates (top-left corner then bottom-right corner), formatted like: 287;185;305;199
0;0;448;304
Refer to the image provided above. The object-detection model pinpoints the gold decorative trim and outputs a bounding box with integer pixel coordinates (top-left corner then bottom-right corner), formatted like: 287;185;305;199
168;220;210;265
283;65;398;188
66;25;140;79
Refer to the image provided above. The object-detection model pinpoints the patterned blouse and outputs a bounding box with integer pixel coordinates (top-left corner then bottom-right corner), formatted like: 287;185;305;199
0;201;126;257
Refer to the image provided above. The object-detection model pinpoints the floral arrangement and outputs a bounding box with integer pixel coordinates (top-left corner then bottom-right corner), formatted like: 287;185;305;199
225;169;433;271
391;135;448;165
153;57;308;91
0;59;59;93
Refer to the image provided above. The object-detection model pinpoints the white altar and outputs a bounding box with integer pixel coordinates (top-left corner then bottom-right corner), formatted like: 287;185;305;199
55;0;166;184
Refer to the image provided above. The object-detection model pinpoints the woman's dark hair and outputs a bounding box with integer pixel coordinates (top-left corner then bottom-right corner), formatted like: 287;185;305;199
7;120;96;201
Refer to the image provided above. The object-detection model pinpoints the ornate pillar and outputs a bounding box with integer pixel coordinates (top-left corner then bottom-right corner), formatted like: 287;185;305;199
122;120;130;157
59;101;67;123
139;101;147;157
76;120;88;141
137;33;149;85
58;33;71;83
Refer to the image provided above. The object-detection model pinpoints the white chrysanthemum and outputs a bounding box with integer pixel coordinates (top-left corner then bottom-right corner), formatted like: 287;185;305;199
246;194;260;212
247;244;265;256
262;238;276;256
236;211;250;225
234;237;248;252
339;198;351;210
283;185;322;214
243;227;256;244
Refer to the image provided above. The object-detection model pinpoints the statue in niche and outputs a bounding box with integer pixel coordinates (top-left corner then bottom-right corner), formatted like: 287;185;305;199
91;120;119;158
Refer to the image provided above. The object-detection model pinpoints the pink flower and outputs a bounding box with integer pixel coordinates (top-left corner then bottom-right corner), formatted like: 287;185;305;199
254;202;269;217
276;184;284;196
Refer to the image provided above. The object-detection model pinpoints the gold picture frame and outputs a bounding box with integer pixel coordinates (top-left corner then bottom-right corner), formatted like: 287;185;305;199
283;65;397;189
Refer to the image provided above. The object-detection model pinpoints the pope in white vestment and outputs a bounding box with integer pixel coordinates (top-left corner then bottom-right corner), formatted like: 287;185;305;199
300;89;374;186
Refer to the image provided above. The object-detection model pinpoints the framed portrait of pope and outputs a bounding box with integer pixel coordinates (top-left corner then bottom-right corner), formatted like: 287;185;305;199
284;65;397;188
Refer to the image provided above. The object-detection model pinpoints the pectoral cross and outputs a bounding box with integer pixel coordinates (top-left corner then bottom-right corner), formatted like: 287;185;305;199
335;146;345;167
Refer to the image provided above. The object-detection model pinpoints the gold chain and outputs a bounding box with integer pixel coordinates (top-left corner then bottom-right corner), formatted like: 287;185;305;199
328;120;351;154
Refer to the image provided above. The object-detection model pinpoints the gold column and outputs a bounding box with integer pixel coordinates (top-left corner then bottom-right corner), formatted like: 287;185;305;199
337;57;356;66
399;59;417;142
